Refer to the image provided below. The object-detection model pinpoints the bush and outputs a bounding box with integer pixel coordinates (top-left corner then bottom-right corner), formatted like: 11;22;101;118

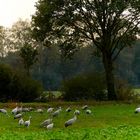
115;79;135;101
61;72;107;101
0;64;13;101
0;64;43;102
34;91;56;102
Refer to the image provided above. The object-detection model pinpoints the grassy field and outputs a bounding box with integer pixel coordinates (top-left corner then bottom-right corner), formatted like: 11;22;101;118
0;103;140;139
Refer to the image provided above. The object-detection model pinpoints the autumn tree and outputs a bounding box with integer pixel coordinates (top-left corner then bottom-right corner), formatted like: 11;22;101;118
9;19;33;50
0;26;12;60
32;0;140;100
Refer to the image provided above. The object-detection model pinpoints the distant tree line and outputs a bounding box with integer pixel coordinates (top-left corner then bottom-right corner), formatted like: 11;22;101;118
1;34;140;91
0;19;139;91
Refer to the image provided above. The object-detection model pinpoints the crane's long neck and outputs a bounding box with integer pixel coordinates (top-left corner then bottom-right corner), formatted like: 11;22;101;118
73;115;77;121
29;116;31;121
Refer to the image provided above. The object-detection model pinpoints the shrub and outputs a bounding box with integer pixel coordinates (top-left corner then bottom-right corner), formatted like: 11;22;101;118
34;91;56;102
61;72;106;101
115;79;135;101
0;64;43;102
12;74;43;102
0;64;13;101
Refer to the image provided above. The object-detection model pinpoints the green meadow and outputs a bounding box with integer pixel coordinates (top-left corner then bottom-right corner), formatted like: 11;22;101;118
0;103;139;139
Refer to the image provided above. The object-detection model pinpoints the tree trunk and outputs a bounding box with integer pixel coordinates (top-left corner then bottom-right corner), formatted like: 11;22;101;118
26;66;30;77
102;52;117;100
60;57;67;81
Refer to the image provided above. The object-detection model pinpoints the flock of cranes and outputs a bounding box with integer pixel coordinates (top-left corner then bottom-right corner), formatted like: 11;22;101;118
0;104;92;130
0;104;140;130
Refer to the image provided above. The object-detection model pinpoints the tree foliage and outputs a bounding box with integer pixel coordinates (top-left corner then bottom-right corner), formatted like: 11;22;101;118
19;43;38;76
0;26;12;59
9;19;33;50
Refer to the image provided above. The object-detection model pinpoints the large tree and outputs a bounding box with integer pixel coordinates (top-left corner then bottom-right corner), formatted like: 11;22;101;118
32;0;140;100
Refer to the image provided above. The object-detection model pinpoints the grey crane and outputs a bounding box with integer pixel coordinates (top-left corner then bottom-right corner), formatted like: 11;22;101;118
40;118;52;127
14;113;22;119
22;108;30;112
11;106;18;115
86;109;92;114
36;108;43;113
24;116;31;127
65;115;77;127
66;107;71;112
19;118;24;125
46;123;54;130
52;107;62;117
17;106;23;113
82;105;88;110
74;110;80;115
0;109;7;114
0;109;10;117
47;107;54;113
134;107;140;113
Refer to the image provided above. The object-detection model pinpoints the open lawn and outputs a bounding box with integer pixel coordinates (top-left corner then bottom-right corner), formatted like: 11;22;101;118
0;103;140;139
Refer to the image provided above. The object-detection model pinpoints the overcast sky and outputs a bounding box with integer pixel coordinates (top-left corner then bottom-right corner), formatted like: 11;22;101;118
0;0;38;27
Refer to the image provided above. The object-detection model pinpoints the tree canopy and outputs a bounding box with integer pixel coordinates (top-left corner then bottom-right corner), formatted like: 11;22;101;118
19;43;38;76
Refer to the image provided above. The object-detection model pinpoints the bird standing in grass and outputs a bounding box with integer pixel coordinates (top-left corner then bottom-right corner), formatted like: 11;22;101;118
11;106;18;115
24;116;31;127
14;113;22;119
82;105;88;110
46;123;54;130
36;108;43;113
65;115;77;127
52;107;62;117
47;107;54;113
86;109;92;114
74;110;80;115
40;118;52;127
0;109;7;114
19;118;24;125
134;107;140;113
66;107;71;112
0;109;10;117
22;108;30;112
17;106;23;114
